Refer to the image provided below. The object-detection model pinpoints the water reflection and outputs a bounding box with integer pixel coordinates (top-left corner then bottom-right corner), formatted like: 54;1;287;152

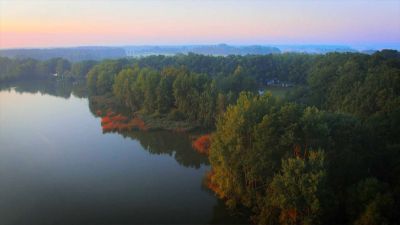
0;79;87;99
0;80;248;224
122;130;209;168
1;80;208;168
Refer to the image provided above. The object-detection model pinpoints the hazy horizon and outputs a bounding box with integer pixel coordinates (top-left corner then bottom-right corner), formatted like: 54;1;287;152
1;0;399;49
1;43;400;51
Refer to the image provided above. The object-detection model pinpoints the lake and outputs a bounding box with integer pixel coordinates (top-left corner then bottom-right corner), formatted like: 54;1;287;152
0;81;244;225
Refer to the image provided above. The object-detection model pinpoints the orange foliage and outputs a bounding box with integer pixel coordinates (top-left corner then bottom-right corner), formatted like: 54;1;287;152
205;170;223;197
102;122;117;132
193;134;211;155
293;144;309;159
101;116;112;125
100;111;148;133
287;209;298;221
280;209;298;224
294;144;301;158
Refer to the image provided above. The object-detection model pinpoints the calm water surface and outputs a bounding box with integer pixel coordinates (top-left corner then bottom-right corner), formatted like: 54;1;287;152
0;82;243;225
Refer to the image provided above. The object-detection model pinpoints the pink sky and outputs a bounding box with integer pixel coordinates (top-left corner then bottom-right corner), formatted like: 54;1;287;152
1;0;399;48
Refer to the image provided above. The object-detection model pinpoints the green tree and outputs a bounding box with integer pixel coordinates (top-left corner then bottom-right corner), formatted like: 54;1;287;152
198;80;217;127
113;68;138;110
156;71;175;114
347;178;395;225
55;58;71;75
209;92;277;207
143;68;160;113
262;150;326;225
172;70;203;121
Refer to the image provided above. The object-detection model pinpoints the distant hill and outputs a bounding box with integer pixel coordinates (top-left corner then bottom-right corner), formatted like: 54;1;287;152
124;44;281;56
0;44;366;61
275;45;357;53
361;49;379;55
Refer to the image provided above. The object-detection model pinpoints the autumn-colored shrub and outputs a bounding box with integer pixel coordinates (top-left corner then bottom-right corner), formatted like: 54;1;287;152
96;110;102;116
193;134;211;155
101;116;112;125
102;122;117;132
205;170;223;197
101;113;148;133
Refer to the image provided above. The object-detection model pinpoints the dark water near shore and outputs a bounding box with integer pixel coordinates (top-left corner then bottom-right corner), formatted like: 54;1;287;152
0;81;246;225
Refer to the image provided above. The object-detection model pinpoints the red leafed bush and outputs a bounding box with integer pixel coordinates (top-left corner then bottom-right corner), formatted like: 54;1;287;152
102;122;117;132
193;134;211;155
205;170;222;196
101;109;148;133
101;116;112;125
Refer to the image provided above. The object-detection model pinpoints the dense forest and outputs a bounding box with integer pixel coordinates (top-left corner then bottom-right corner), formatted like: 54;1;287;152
1;50;399;224
207;50;400;225
1;52;316;84
0;57;97;82
85;53;317;130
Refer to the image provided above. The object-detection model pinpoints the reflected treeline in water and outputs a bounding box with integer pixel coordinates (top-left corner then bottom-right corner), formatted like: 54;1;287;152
0;80;208;169
0;79;87;99
121;130;209;168
87;92;209;168
0;80;245;223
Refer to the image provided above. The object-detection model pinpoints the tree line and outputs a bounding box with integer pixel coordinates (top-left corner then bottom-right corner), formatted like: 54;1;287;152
0;57;97;82
209;50;400;225
85;53;320;127
86;60;258;127
1;52;317;84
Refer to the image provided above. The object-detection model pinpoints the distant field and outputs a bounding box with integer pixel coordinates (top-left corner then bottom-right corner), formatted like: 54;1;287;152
263;86;293;98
